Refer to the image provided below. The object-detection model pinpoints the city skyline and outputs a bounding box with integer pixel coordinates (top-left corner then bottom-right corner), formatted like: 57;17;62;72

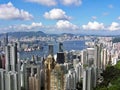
0;30;120;90
0;0;120;34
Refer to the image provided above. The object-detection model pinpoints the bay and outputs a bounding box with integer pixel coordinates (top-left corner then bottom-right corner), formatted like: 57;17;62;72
19;40;86;60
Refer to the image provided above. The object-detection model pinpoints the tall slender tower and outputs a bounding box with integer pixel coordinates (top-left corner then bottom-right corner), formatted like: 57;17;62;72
5;43;18;71
59;42;64;52
83;67;93;90
48;44;54;56
11;43;18;71
5;43;21;90
0;69;5;90
57;42;65;64
94;44;102;69
4;33;8;46
5;45;11;71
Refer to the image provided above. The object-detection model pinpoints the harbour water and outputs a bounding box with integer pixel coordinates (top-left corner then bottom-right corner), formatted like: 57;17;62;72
19;40;86;59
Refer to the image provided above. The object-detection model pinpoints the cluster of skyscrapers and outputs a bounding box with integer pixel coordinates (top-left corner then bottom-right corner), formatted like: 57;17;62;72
0;34;119;90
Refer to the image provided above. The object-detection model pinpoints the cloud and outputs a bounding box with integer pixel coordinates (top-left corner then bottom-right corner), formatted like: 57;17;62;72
26;0;82;6
19;22;43;30
82;21;105;30
108;4;113;8
118;16;120;20
44;8;71;20
91;16;97;20
0;21;79;34
0;2;33;20
0;22;43;32
1;21;120;34
56;20;78;29
61;0;82;6
26;0;57;6
108;22;120;31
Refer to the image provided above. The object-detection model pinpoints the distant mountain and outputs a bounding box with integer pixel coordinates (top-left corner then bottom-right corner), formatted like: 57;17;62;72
1;30;120;39
60;33;74;37
8;31;46;38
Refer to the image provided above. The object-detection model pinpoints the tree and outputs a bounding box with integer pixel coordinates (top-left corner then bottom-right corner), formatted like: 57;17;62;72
94;61;120;90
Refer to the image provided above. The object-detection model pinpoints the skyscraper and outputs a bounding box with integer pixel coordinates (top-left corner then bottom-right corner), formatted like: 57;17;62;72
5;71;19;90
5;45;10;71
75;63;82;83
48;44;54;56
83;69;87;90
5;43;18;71
50;64;65;90
65;69;77;90
94;44;102;70
4;42;21;90
0;69;5;90
57;52;65;64
57;42;65;64
101;49;107;70
91;66;97;87
44;55;55;90
29;74;40;90
87;68;92;90
94;44;103;79
59;42;64;52
0;57;2;68
83;67;92;90
10;43;18;71
22;63;41;90
4;33;8;46
1;55;5;69
81;50;88;66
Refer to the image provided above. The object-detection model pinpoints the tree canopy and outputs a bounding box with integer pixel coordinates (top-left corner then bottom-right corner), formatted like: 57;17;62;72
94;61;120;90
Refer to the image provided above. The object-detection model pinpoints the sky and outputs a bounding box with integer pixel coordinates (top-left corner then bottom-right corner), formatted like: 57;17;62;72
0;0;120;35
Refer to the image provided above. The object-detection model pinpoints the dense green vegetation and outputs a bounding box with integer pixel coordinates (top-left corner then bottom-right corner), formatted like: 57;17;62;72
94;61;120;90
112;37;120;43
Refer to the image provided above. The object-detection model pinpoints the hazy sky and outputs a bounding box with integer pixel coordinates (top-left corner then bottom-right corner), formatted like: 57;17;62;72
0;0;120;34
